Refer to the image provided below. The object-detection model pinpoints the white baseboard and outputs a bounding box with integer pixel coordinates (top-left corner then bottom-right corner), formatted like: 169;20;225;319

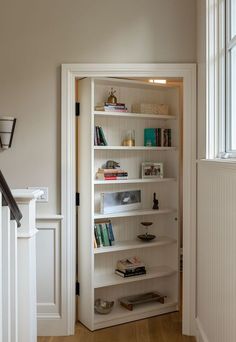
196;317;210;342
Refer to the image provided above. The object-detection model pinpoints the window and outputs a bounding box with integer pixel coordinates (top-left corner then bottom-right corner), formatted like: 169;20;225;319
226;0;236;154
207;0;236;158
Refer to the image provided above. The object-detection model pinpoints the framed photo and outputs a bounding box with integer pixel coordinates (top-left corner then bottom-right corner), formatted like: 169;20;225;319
141;162;163;179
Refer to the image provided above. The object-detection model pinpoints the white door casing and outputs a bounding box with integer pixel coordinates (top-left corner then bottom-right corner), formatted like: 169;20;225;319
61;64;196;336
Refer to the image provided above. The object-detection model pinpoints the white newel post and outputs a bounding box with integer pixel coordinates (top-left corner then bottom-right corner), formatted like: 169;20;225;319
12;189;42;342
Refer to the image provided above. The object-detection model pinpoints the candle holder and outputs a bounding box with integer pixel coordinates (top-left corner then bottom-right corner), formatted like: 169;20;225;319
137;221;156;242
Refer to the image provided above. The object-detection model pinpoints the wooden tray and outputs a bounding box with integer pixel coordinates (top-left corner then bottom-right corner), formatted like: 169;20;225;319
119;291;166;311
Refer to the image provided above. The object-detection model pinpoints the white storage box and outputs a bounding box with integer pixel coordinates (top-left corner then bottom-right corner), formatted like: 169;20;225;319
131;103;169;115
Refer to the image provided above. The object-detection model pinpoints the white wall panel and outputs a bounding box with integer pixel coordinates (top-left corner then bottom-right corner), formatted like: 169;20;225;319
36;217;63;335
197;160;236;342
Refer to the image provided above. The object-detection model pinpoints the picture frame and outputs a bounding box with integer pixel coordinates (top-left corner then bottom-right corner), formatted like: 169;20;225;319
141;162;163;179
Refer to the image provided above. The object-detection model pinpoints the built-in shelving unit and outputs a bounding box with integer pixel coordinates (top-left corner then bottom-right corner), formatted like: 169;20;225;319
77;76;181;331
94;208;176;220
94;178;176;185
94;146;176;151
94;266;176;288
94;236;176;254
94;110;177;120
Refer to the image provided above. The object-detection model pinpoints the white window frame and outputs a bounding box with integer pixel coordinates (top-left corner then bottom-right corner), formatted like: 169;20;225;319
207;0;236;159
226;0;236;155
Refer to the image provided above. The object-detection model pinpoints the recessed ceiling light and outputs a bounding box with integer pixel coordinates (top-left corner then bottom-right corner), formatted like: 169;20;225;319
149;79;167;84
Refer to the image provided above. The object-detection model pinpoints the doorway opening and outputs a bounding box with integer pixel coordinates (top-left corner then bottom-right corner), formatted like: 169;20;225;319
61;64;196;336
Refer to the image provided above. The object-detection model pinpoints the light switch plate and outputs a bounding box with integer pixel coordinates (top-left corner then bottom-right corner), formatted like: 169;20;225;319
28;187;49;202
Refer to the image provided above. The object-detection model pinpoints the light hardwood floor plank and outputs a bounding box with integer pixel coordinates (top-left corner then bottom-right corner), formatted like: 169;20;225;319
37;312;195;342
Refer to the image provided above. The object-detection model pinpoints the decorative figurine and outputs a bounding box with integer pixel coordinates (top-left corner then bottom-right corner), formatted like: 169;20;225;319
152;192;159;210
137;222;156;241
107;88;117;104
105;160;120;169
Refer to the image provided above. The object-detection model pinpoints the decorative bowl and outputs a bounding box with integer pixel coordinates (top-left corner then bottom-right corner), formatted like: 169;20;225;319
94;299;114;314
137;234;156;242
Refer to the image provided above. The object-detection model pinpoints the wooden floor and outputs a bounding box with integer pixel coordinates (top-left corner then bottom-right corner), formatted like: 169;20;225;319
38;311;195;342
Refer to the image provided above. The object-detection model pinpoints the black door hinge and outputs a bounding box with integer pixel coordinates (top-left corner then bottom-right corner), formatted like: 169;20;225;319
76;102;80;116
76;192;80;206
76;282;80;296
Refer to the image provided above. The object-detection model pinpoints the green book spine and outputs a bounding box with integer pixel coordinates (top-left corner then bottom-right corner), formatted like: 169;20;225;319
106;222;115;245
144;128;156;146
100;223;110;246
99;127;108;146
94;225;101;247
96;224;103;246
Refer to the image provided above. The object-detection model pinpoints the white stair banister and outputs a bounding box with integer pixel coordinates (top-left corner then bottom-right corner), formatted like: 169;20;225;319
12;189;43;342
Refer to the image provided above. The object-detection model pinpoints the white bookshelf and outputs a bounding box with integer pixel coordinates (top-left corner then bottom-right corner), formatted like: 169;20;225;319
95;266;176;288
94;298;178;329
94;208;176;220
94;146;177;151
94;110;177;120
77;76;181;331
94;236;176;254
94;177;176;185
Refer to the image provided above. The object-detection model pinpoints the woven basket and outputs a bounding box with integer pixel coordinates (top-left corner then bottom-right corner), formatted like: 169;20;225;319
131;103;169;115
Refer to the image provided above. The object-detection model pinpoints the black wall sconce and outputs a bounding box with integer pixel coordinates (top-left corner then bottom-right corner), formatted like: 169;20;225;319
0;116;16;150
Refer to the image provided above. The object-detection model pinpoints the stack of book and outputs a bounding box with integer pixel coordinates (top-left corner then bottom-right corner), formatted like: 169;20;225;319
95;103;128;113
144;128;172;147
96;168;128;180
115;256;146;278
94;220;115;248
94;126;108;146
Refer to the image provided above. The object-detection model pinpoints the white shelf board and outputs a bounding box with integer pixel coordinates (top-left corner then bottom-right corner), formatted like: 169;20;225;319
94;265;176;288
94;110;176;120
94;298;178;329
94;208;176;220
94;236;177;254
94;178;176;185
94;146;176;151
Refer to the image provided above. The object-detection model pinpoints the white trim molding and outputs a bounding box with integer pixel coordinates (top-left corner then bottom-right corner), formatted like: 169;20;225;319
36;216;63;336
61;63;196;336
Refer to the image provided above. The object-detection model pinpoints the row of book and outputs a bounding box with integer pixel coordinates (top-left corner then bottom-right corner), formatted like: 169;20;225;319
115;256;146;278
95;102;128;113
144;128;172;147
94;126;108;146
94;220;115;248
96;168;128;180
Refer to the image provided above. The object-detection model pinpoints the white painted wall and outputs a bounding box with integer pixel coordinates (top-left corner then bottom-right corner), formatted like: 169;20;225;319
0;0;196;215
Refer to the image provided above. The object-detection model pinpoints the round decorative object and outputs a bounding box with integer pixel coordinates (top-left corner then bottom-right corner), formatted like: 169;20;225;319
137;234;156;241
140;221;153;227
94;299;114;314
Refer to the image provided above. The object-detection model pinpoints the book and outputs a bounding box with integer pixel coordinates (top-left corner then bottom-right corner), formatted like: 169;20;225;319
100;190;141;214
115;269;146;278
94;220;115;247
106;222;115;245
94;126;108;146
98;127;108;146
117;256;145;271
96;173;128;180
100;223;110;246
144;128;172;147
95;224;103;247
94;224;101;247
144;128;156;146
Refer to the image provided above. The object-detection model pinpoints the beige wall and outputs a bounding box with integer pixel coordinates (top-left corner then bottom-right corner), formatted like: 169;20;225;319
0;0;196;215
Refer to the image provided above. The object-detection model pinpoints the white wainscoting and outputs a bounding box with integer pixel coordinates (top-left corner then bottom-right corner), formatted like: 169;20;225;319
36;215;65;336
197;160;236;342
